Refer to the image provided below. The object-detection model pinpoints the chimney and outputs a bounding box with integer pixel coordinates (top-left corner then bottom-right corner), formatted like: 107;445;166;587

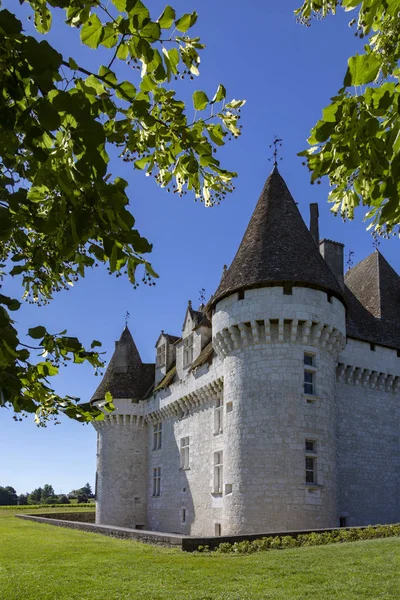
310;203;319;245
319;239;344;287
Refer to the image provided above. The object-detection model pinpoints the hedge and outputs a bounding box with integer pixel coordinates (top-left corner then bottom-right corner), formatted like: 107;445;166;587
197;524;400;554
0;503;95;510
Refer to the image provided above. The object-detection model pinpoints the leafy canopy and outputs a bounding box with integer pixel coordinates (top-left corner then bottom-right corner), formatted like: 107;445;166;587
296;0;400;236
0;0;245;425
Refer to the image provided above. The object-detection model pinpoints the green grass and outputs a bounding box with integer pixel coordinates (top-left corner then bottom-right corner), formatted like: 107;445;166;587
1;508;399;600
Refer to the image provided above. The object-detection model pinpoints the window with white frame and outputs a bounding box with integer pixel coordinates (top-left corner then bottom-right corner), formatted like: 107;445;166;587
180;436;190;469
153;423;162;450
305;439;317;484
214;397;223;434
152;467;161;496
183;334;194;367
156;343;166;368
304;353;316;395
213;451;223;493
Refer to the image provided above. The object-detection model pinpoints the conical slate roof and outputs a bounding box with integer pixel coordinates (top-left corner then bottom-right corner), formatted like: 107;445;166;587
345;250;400;322
345;250;400;348
91;327;154;403
212;167;344;306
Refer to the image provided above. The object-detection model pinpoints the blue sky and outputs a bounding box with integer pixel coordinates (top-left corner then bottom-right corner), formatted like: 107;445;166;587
2;1;398;495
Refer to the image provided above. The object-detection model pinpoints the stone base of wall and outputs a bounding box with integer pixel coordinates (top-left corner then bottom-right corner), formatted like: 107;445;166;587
29;512;96;523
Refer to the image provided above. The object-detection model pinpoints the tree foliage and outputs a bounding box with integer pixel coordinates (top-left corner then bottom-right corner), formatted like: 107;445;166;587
0;1;245;425
296;0;400;236
0;485;17;505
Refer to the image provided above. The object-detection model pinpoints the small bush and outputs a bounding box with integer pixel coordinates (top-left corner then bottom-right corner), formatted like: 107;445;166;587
212;523;400;555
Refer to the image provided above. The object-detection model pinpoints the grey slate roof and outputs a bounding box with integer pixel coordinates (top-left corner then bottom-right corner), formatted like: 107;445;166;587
212;167;344;306
345;251;400;349
91;327;154;403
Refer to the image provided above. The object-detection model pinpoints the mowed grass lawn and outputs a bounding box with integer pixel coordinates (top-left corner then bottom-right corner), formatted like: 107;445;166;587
1;509;400;600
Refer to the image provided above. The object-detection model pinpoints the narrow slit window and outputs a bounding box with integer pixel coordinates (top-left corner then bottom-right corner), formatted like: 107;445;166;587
152;467;161;496
153;423;162;450
213;451;223;493
214;397;223;434
180;437;190;469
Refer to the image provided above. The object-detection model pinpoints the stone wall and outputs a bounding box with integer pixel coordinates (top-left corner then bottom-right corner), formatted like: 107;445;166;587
336;337;400;526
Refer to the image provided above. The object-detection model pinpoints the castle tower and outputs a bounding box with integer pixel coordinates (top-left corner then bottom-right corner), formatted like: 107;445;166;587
91;327;154;529
211;167;346;534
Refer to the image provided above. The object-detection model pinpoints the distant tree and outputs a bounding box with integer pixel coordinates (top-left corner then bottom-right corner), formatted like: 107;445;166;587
17;494;28;506
45;496;59;505
69;482;93;499
28;487;43;504
41;484;55;501
77;494;89;504
58;494;70;504
0;486;17;505
296;0;400;236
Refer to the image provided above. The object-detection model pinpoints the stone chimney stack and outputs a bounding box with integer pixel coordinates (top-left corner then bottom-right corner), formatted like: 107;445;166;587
319;239;344;287
310;203;319;245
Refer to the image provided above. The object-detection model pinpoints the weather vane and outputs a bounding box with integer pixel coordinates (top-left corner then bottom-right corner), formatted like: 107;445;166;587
199;288;206;304
346;250;354;271
268;136;283;167
124;311;130;327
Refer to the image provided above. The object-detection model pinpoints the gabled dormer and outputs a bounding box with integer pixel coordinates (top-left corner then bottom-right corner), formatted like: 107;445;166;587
176;300;212;379
154;331;179;386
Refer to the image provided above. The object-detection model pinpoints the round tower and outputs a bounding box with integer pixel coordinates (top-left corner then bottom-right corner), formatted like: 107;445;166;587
211;168;346;535
91;327;154;529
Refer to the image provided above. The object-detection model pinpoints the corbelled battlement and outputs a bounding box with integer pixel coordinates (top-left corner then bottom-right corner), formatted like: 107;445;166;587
214;318;345;358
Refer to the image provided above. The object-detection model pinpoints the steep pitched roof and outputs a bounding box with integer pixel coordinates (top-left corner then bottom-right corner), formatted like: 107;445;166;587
345;250;400;348
212;167;344;306
91;327;154;403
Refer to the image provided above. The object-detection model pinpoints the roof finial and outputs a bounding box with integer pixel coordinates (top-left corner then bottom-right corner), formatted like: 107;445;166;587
268;135;283;168
188;299;192;308
124;310;130;327
199;288;206;304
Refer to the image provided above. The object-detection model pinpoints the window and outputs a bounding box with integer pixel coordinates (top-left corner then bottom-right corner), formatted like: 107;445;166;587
304;353;316;395
215;523;222;536
305;439;316;453
183;335;194;367
370;343;376;352
182;508;186;523
283;283;293;295
180;436;190;469
305;439;317;484
156;344;166;367
153;423;162;450
152;467;161;496
340;516;348;528
305;457;316;483
214;397;223;434
238;290;245;300
213;451;223;493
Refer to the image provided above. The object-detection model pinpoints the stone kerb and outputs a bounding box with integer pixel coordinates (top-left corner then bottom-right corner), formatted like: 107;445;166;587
212;287;346;358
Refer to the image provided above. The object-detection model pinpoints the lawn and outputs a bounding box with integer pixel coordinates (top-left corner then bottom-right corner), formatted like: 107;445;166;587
1;508;399;600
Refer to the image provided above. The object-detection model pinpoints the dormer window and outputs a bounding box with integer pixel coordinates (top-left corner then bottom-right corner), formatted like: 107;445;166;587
156;344;166;368
183;334;194;368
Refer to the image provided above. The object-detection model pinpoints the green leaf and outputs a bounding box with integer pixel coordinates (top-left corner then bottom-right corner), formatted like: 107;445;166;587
344;53;381;87
0;9;22;34
81;14;103;49
193;90;209;111
112;0;126;10
158;6;175;29
211;84;226;104
68;57;79;70
116;81;137;100
28;326;47;340
175;11;198;33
